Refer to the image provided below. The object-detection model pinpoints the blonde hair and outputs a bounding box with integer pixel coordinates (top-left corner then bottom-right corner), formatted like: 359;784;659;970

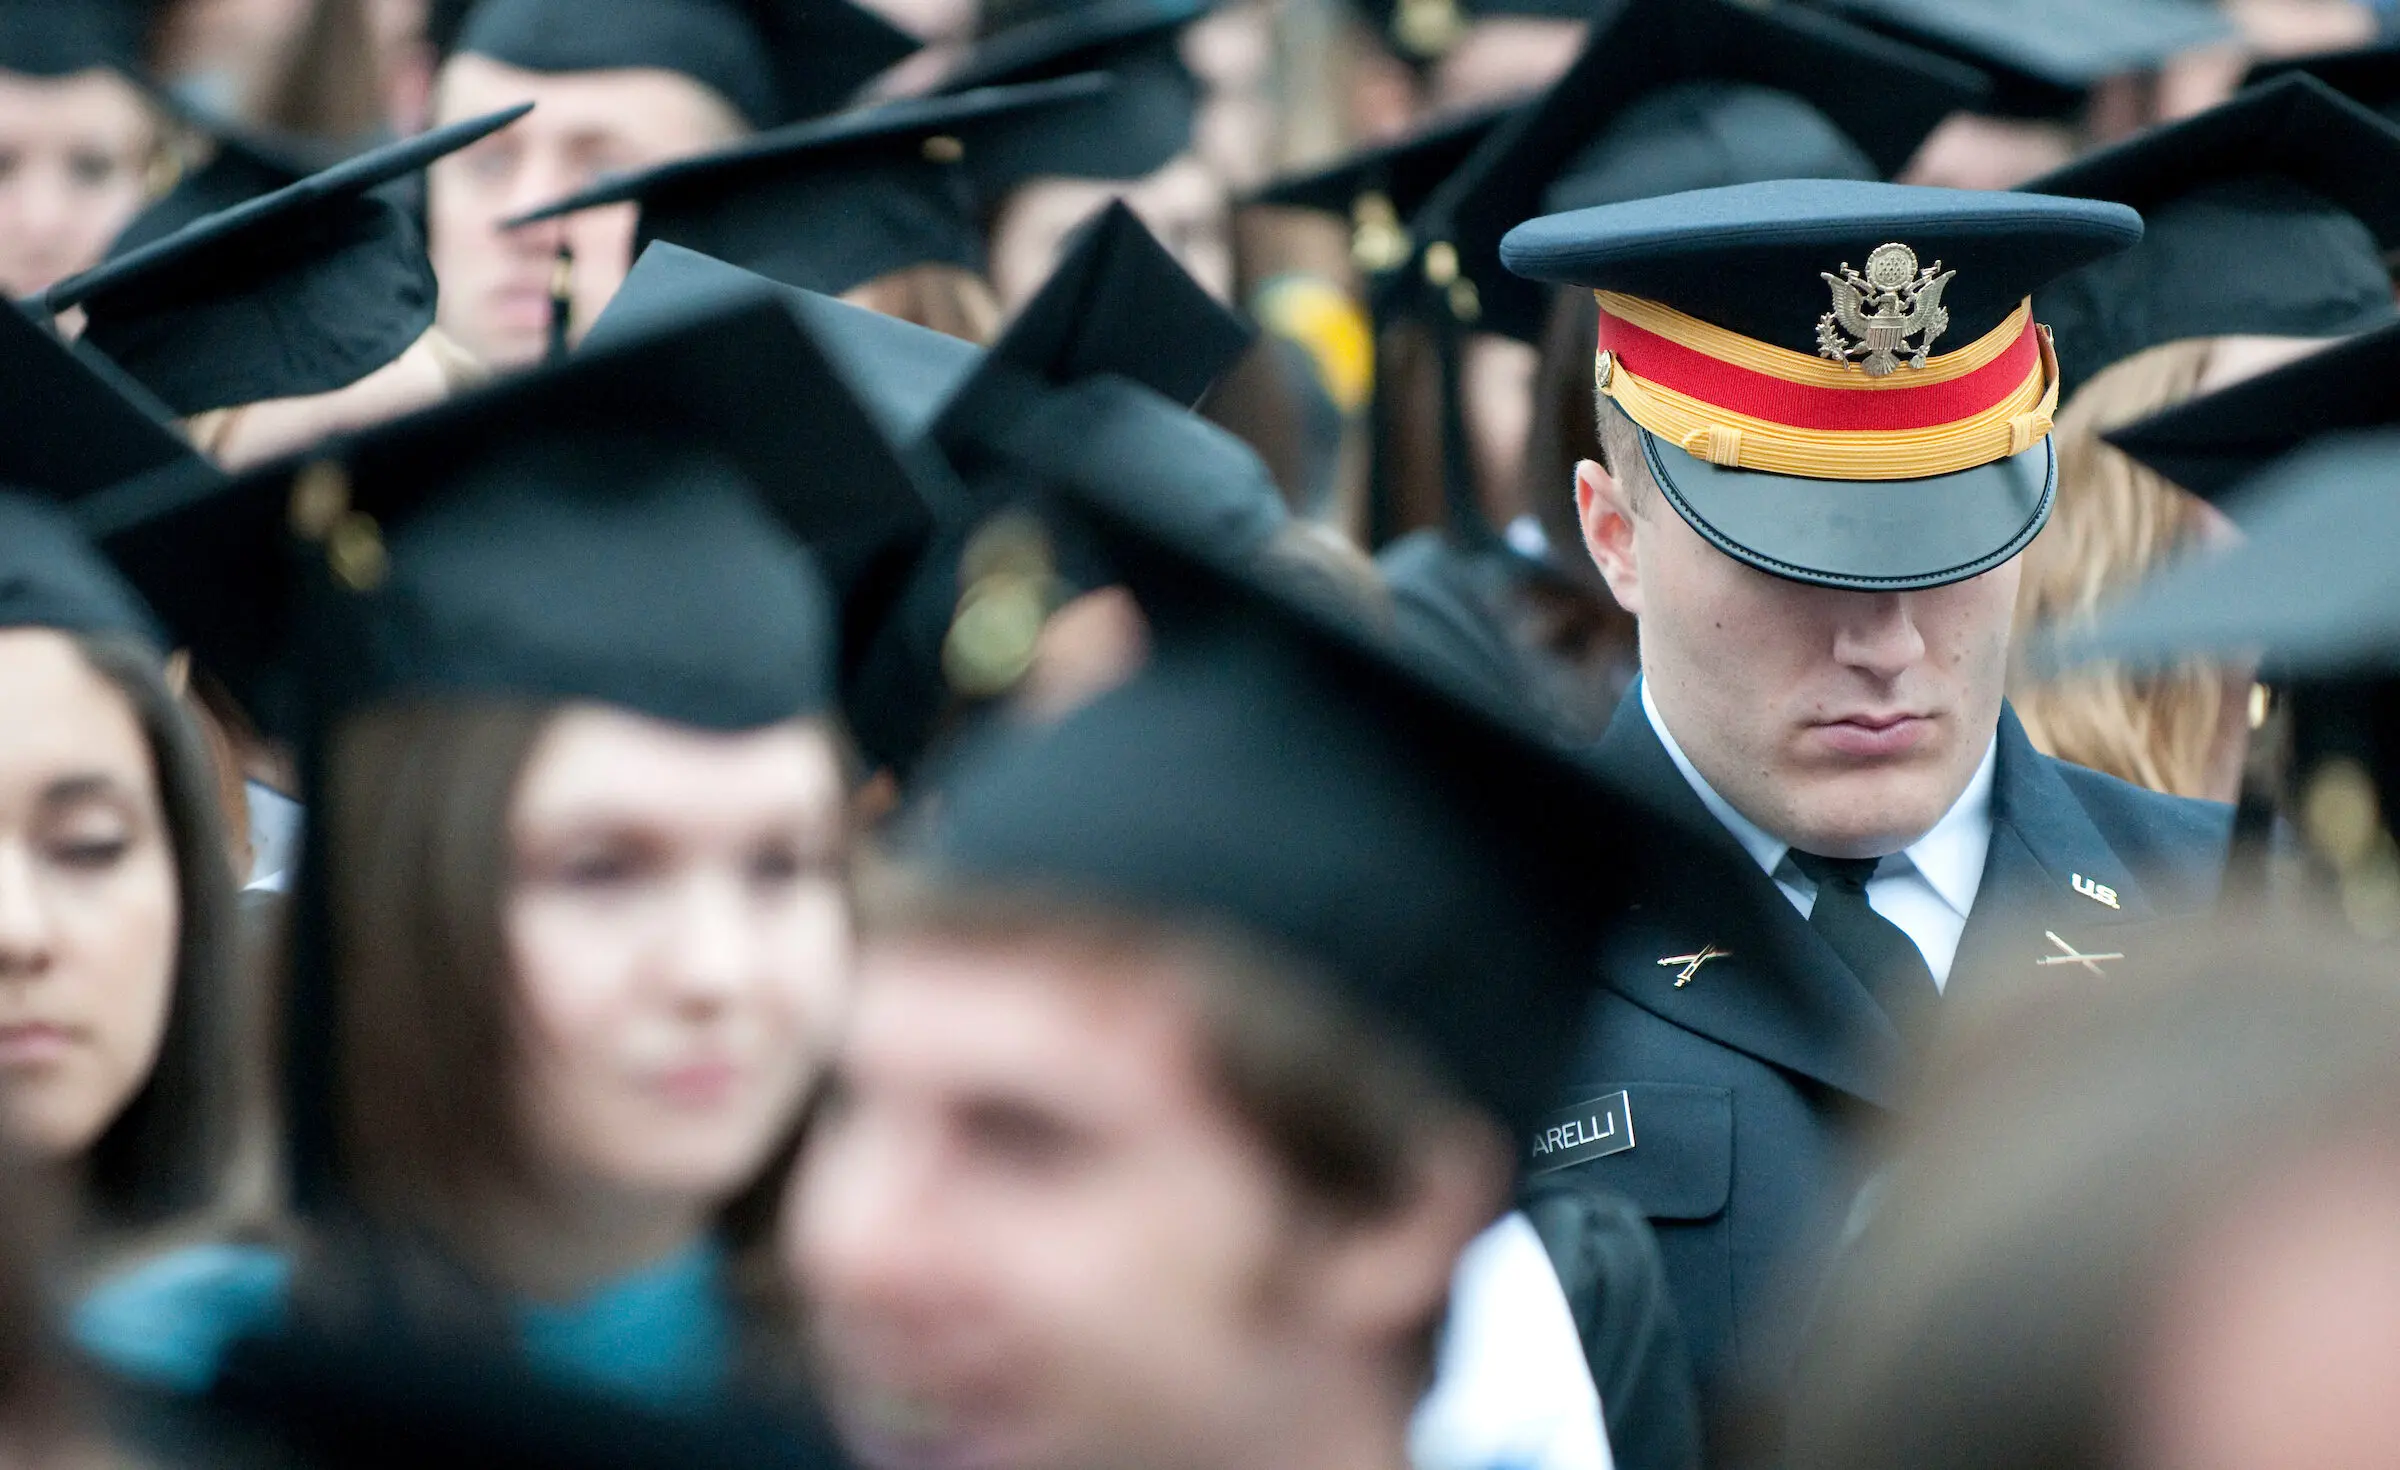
2008;339;2233;799
839;264;1004;346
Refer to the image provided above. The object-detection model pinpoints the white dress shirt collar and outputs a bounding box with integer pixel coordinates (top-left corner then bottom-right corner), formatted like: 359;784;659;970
1639;678;1996;923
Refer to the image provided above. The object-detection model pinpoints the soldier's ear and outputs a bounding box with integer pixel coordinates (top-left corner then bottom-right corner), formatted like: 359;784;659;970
1576;457;1643;617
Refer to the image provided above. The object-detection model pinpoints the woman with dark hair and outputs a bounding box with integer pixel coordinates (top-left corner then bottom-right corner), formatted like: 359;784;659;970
0;497;243;1253
73;303;863;1418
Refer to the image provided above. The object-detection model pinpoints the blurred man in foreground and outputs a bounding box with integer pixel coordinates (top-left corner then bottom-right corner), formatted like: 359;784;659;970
788;381;1729;1470
1789;919;2400;1470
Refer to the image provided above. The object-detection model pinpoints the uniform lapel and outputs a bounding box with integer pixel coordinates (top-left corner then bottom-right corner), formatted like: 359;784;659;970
1590;694;1904;1110
1946;707;2154;1007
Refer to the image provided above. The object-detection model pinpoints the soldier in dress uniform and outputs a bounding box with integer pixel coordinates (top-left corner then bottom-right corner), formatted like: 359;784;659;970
1492;178;2236;1434
789;396;1746;1470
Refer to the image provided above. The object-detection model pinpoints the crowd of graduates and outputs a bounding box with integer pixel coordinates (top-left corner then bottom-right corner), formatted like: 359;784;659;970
7;0;2400;1467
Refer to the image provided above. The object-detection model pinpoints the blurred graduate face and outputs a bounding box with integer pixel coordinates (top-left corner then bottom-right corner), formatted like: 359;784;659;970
2134;1138;2400;1470
428;54;747;370
1580;435;2020;858
797;929;1480;1470
988;155;1232;313
0;631;179;1162
0;68;162;298
505;708;851;1207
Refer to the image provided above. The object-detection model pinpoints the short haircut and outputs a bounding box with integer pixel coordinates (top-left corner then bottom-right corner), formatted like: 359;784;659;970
857;873;1480;1223
1591;393;1652;516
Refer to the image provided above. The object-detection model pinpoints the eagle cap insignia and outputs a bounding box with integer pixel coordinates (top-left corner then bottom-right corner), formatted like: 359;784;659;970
1817;242;1956;377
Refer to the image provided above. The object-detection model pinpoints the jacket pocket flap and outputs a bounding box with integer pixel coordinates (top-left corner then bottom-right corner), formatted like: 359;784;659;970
1532;1083;1731;1222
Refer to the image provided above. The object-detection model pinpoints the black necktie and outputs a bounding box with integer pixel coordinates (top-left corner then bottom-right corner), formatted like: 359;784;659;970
1787;851;1938;1032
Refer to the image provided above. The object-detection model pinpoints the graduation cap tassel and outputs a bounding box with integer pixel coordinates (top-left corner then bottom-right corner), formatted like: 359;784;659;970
546;243;575;362
1364;296;1403;550
1431;303;1497;551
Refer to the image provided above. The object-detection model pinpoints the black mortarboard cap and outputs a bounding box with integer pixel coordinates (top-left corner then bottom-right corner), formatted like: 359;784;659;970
593;202;1253;452
1805;0;2233;119
1247;102;1516;275
205;1319;852;1469
2101;319;2400;507
0;299;209;494
0;277;205;643
2043;428;2400;681
44;105;533;416
107;129;325;259
1502;179;2143;590
847;369;1285;779
0;493;160;644
0;0;155;78
592;206;1263;776
2043;426;2400;837
2249;43;2400;126
935;198;1255;443
506;76;1117;296
73;296;911;738
1424;0;1989;344
922;395;1752;1140
2028;75;2400;399
450;0;918;129
1251;103;1513;219
938;0;1208;180
585;240;984;446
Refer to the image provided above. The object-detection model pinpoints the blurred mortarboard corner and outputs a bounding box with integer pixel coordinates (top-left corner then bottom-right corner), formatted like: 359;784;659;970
108;127;337;259
588;203;1265;778
1246;102;1518;278
70;294;909;744
2248;42;2400;126
1420;0;1989;346
2037;428;2400;683
1800;0;2234;119
0;301;208;494
0;0;160;79
921;375;1752;1142
2027;74;2400;399
938;0;1210;180
444;0;918;128
43;105;534;416
504;76;1117;297
0;296;211;645
2100;320;2394;509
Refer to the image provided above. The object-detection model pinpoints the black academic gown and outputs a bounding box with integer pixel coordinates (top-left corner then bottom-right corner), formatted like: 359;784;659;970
1549;689;2232;1412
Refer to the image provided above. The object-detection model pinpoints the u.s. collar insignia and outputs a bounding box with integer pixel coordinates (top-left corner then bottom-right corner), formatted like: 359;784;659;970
2036;930;2124;977
1817;243;1956;377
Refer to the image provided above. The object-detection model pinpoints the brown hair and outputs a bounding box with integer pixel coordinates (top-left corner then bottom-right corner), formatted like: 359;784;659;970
853;876;1490;1386
1786;921;2400;1470
2008;339;2238;799
857;873;1481;1226
319;701;801;1315
251;0;387;143
70;636;243;1237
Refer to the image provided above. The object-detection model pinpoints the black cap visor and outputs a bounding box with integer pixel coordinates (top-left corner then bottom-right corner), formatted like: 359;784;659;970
1638;428;2055;590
